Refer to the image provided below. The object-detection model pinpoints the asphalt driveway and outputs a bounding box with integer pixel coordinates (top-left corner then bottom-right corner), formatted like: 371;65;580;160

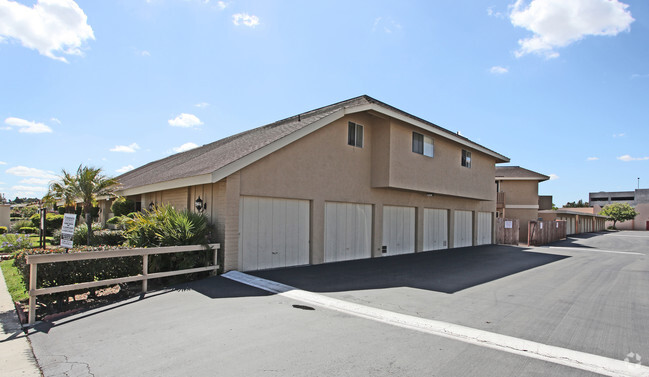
26;231;649;376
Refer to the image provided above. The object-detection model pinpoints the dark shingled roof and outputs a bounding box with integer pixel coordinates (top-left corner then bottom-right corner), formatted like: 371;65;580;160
117;95;508;191
495;166;549;181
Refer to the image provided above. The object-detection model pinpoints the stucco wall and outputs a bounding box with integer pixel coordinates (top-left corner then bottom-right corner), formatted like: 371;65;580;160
0;204;10;229
500;180;539;206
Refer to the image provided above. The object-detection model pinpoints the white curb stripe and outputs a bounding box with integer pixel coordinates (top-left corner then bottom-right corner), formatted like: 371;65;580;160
223;271;649;377
545;246;643;256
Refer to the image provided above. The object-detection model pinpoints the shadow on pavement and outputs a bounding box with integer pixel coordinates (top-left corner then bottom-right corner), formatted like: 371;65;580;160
249;245;569;294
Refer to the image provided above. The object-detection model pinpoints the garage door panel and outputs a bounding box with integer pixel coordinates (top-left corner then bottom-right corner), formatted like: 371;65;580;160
477;212;492;245
325;202;372;263
383;206;415;255
240;197;309;271
454;210;473;248
424;208;448;251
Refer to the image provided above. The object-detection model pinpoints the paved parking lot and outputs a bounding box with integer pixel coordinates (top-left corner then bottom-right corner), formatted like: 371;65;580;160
26;231;649;376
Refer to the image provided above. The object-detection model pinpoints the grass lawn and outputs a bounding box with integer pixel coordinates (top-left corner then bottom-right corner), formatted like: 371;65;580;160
0;259;29;302
28;235;54;247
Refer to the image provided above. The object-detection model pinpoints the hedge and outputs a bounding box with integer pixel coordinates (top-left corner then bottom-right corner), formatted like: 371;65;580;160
29;213;65;236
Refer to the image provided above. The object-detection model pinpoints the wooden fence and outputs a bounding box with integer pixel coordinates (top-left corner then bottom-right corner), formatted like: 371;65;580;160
527;220;566;246
496;218;520;245
25;243;220;325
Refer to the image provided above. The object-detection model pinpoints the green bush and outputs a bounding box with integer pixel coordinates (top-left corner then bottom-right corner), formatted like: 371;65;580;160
72;223;103;246
111;197;135;217
125;204;211;247
11;219;33;233
0;234;32;252
29;213;66;236
20;227;38;234
93;229;126;246
0;226;7;234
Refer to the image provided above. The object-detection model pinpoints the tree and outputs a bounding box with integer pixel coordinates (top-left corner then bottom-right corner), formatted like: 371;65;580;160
43;169;77;213
44;165;119;245
565;200;589;208
599;203;638;229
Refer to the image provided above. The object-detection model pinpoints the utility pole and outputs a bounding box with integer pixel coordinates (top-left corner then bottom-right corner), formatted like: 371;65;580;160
638;177;640;189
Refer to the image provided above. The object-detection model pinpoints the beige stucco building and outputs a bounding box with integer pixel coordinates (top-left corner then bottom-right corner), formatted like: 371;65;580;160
112;96;509;271
590;189;649;230
495;166;549;243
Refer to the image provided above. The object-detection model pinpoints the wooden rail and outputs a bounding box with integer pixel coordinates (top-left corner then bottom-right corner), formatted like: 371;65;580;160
25;243;220;325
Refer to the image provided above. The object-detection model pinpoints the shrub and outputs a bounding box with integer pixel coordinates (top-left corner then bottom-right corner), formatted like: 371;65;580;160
72;223;103;246
20;227;38;234
11;219;33;233
0;226;7;234
93;229;126;246
0;234;32;253
29;213;66;236
111;197;135;217
125;204;211;247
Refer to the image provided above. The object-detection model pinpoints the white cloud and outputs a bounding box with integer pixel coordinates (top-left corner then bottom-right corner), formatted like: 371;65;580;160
586;157;599;161
490;66;509;74
549;173;559;180
0;161;6;165
194;102;210;108
141;50;151;57
510;0;634;59
168;113;203;128
487;7;505;19
0;0;95;63
6;166;57;179
172;142;199;153
20;178;51;185
631;73;649;79
232;13;259;27
372;17;402;34
110;142;140;153
116;165;134;174
11;185;47;192
612;133;625;138
50;117;61;124
216;1;227;10
4;117;53;133
617;155;649;162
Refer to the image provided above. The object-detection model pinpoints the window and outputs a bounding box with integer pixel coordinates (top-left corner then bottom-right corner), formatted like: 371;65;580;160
348;122;363;148
412;132;434;157
461;149;471;168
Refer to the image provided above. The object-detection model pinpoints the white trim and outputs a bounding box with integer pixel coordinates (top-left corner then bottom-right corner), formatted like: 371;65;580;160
118;173;212;196
495;177;548;181
211;111;346;183
223;271;649;377
346;104;509;163
505;204;539;209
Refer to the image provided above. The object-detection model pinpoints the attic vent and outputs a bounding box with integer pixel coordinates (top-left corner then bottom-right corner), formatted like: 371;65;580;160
298;114;301;122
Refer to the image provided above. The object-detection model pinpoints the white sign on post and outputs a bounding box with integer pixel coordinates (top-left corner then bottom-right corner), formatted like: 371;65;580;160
505;221;513;229
60;213;77;249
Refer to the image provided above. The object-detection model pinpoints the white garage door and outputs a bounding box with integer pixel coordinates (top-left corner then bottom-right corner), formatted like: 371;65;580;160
454;210;473;248
423;208;448;251
239;197;309;271
325;202;372;263
477;212;492;245
382;206;416;256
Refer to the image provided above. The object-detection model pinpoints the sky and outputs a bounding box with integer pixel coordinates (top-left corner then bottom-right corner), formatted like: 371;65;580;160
0;0;647;207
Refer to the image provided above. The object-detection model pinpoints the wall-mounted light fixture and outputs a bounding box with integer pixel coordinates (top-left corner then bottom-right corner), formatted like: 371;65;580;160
195;196;207;212
426;193;434;197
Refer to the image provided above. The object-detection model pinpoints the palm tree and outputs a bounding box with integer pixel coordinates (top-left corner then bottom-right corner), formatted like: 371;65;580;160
70;165;119;245
43;169;77;213
44;165;119;245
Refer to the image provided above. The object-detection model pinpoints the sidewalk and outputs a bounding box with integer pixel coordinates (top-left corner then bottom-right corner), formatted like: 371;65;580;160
0;268;41;376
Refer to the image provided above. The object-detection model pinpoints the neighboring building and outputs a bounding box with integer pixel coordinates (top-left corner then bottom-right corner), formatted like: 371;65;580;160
112;95;509;271
0;204;10;229
589;189;649;230
495;166;549;243
538;208;607;235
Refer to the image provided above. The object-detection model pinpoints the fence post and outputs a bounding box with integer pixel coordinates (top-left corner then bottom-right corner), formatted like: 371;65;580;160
142;254;148;293
28;263;37;325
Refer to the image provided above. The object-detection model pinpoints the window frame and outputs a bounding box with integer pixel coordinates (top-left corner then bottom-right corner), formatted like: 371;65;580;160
347;121;364;148
461;149;472;168
412;132;434;157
